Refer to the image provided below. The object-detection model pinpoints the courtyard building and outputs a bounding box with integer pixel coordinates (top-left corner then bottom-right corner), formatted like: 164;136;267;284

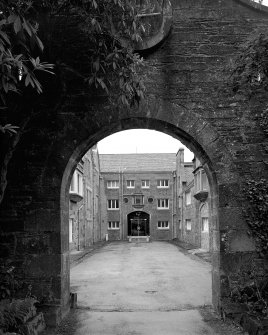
99;153;177;241
69;145;103;251
176;149;211;251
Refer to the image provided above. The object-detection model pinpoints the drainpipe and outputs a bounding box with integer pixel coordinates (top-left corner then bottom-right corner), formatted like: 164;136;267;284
121;170;124;240
119;167;125;240
172;171;176;239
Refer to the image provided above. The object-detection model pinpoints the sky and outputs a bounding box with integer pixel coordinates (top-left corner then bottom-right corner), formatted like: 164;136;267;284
97;129;194;162
253;0;268;4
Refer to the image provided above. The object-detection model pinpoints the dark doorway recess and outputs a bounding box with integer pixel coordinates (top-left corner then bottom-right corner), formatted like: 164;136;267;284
128;211;150;236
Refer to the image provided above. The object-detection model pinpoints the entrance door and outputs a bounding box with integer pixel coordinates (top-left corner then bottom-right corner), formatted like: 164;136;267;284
128;211;150;236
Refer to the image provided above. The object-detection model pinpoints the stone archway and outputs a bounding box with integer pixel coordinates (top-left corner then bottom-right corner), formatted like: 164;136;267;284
60;116;223;318
1;0;267;327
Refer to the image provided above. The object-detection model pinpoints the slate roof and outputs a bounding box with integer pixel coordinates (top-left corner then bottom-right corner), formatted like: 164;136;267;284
99;153;177;173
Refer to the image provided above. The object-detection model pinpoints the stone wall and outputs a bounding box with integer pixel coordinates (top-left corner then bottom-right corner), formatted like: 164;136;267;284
1;0;268;326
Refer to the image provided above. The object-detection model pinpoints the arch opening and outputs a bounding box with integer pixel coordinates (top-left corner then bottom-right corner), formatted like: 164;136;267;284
62;117;220;314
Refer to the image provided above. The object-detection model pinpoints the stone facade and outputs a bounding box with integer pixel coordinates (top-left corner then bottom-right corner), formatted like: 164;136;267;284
1;0;268;326
69;146;103;251
100;153;176;241
176;149;211;251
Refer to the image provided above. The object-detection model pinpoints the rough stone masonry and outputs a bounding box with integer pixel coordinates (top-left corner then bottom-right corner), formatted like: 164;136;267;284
0;0;268;327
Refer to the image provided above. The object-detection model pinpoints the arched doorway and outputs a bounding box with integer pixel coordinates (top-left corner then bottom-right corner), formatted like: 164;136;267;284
128;211;150;236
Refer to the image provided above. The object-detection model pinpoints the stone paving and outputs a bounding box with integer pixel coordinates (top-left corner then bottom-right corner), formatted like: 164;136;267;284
51;241;247;335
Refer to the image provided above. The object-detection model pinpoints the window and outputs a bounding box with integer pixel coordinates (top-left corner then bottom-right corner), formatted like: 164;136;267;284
107;199;119;210
69;170;83;196
70;176;75;192
186;219;191;231
77;172;83;196
157;179;169;188
69;219;73;243
108;221;120;230
185;191;191;205
201;171;208;190
133;195;144;205
127;180;135;188
202;218;209;232
148;197;154;203
178;220;182;229
195;169;208;192
107;180;119;189
142;180;150;188
157;198;169;209
178;196;182;208
158;221;169;229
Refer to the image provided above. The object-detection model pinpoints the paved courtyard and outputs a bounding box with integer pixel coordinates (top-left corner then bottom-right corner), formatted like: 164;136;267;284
55;242;245;335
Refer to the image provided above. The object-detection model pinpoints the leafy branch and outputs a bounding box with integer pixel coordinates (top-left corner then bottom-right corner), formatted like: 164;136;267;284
243;179;268;257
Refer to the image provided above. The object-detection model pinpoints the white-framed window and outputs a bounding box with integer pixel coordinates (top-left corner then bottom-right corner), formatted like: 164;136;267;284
186;219;191;231
70;176;75;192
178;196;182;208
107;180;119;189
126;180;135;188
157;221;169;229
185;190;191;205
202;217;209;232
108;221;120;230
141;180;150;188
195;169;208;193
133;195;144;205
157;198;169;209
157;179;169;188
107;199;119;210
77;172;83;195
69;219;73;243
69;170;83;196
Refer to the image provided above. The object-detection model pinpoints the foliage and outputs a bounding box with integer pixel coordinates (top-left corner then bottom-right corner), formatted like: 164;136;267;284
0;261;38;335
0;1;54;106
0;297;38;334
0;0;145;206
243;179;268;257
0;0;145;116
230;32;268;97
0;264;20;300
47;0;145;106
230;262;268;318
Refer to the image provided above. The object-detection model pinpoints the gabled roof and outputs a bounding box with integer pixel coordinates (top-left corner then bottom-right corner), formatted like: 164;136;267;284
99;153;177;173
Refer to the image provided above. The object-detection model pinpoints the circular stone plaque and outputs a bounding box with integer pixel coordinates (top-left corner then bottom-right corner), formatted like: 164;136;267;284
134;0;173;50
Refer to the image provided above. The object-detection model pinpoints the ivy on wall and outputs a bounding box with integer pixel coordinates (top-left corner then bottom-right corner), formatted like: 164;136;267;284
243;179;268;257
228;32;268;257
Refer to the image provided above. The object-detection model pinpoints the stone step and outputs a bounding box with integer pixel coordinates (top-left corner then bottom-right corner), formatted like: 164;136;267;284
128;236;150;243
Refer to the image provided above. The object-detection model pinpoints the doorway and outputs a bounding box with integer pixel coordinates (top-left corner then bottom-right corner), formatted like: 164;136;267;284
128;211;150;236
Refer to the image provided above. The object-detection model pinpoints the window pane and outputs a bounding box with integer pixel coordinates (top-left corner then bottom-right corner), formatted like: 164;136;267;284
202;218;209;232
70;176;75;192
186;219;191;230
186;191;191;205
201;172;208;190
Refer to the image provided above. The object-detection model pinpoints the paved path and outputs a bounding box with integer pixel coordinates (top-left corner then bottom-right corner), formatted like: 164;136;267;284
56;242;246;335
